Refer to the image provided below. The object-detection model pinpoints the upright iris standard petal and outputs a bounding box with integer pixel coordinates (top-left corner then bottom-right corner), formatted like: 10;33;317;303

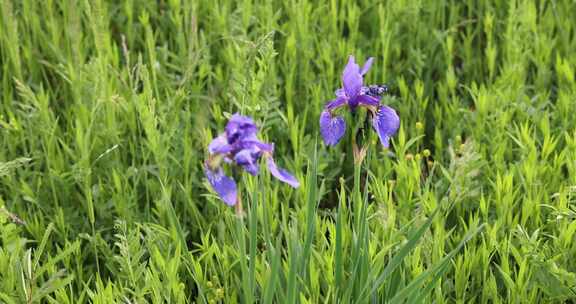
372;105;400;148
320;111;346;146
342;56;362;98
225;114;258;143
205;167;237;206
265;155;300;188
360;57;374;75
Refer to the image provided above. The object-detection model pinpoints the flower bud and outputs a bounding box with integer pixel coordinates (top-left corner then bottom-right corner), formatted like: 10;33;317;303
422;149;431;158
415;153;422;162
216;288;224;298
415;122;424;130
405;153;414;161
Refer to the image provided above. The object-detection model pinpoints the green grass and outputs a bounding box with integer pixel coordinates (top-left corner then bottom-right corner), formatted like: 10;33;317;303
1;0;576;303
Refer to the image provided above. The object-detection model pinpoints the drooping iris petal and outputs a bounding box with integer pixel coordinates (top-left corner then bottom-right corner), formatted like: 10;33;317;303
205;167;237;206
324;96;347;111
208;133;232;154
234;149;259;176
355;94;380;108
360;57;374;75
225;113;258;143
320;111;346;146
265;155;300;188
372;105;400;148
342;56;362;98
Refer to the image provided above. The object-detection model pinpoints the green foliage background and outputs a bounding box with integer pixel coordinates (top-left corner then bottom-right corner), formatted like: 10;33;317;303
1;0;575;303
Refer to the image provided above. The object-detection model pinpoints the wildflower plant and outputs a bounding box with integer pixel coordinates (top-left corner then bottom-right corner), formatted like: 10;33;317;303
5;1;575;302
320;56;399;161
205;114;299;206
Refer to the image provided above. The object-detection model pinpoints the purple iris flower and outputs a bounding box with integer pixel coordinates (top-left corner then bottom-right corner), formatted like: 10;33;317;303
320;55;400;148
205;114;300;206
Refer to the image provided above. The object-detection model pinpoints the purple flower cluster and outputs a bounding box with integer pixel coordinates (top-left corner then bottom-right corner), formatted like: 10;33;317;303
320;56;400;147
205;55;400;207
205;114;299;206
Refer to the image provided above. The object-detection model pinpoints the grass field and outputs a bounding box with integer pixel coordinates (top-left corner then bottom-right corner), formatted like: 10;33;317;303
1;0;576;303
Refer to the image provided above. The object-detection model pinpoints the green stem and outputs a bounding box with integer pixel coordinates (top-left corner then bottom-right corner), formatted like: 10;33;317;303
236;210;252;304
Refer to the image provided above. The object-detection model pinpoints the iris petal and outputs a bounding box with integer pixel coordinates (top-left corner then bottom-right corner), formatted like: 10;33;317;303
208;133;232;154
360;57;374;75
342;56;362;98
240;137;274;153
324;96;347;111
205;167;237;206
320;111;346;146
265;155;299;188
356;94;380;108
225;113;258;143
372;105;400;148
234;149;260;176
